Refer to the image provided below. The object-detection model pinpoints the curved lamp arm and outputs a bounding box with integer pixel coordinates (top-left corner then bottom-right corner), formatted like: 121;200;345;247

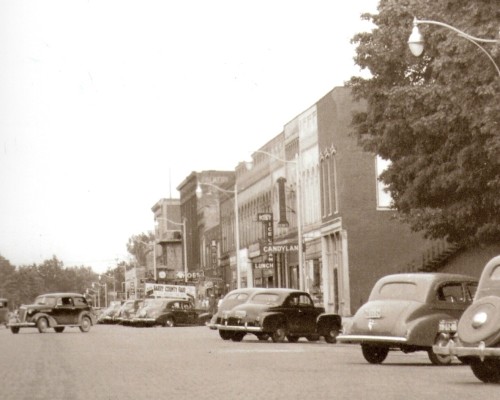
408;17;500;78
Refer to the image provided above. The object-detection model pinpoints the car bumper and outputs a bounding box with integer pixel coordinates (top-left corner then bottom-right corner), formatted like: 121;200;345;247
215;322;264;333
132;318;155;325
337;334;408;344
432;340;500;359
7;322;35;328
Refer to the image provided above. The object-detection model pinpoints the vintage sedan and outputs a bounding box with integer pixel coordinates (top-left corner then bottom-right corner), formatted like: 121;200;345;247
207;288;261;340
115;299;144;325
7;292;96;334
132;298;212;327
433;256;500;382
337;273;478;365
212;288;342;343
97;301;124;324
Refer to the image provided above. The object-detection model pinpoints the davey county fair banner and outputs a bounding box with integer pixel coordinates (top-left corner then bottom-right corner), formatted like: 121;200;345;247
145;283;196;300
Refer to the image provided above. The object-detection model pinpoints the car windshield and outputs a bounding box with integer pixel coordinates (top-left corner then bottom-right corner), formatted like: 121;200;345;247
34;296;57;306
372;282;422;302
250;293;281;305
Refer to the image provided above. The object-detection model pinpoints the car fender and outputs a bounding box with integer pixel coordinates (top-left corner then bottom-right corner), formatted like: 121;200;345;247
405;313;453;346
317;313;342;334
260;312;287;331
197;312;212;325
78;311;96;325
157;311;175;324
32;312;58;327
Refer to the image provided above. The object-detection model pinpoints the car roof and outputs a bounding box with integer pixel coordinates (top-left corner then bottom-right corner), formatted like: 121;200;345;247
375;273;477;285
37;293;85;297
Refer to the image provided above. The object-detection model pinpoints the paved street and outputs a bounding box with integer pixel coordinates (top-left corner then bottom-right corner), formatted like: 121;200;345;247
1;324;498;400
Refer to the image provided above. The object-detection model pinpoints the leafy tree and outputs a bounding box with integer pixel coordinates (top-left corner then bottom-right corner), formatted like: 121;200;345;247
349;0;499;247
126;232;155;267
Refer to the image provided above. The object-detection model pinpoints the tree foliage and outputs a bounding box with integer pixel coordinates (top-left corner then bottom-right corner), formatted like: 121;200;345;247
126;232;155;267
349;0;500;246
0;255;100;308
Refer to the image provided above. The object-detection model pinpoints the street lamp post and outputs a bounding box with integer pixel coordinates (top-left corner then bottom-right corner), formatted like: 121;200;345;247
196;182;241;289
408;17;500;78
253;150;305;292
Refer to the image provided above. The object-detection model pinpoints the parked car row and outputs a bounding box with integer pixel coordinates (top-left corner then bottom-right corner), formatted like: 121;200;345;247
6;256;500;384
98;298;212;327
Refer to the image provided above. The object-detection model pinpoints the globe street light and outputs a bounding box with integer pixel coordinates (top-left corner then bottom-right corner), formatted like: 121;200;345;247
408;17;500;77
196;181;241;289
253;150;305;292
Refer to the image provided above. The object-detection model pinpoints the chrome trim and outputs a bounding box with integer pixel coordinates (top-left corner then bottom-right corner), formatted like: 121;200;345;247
214;323;263;333
432;340;500;361
337;334;407;343
7;322;36;328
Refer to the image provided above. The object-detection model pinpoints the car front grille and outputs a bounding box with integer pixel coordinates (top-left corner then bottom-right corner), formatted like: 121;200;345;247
225;318;258;328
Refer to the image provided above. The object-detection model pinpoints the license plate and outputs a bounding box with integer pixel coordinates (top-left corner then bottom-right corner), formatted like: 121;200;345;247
438;319;458;332
364;308;381;319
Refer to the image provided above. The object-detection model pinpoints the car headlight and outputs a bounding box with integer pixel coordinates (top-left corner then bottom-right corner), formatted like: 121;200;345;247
472;311;488;329
234;310;247;318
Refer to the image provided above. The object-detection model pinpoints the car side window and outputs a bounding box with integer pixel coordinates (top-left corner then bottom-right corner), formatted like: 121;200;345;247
297;294;313;307
74;297;87;306
437;283;465;303
61;297;73;306
465;283;478;302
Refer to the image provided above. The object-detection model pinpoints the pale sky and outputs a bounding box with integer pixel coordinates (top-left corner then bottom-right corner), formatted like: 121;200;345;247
0;0;379;273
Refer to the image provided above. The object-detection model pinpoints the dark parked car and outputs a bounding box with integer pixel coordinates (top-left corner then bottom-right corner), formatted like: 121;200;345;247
132;298;211;327
337;273;478;365
207;288;259;339
7;293;96;334
433;256;500;382
212;288;342;343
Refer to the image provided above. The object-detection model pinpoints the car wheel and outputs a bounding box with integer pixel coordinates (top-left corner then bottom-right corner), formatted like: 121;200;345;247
324;326;340;344
287;335;299;343
37;318;49;333
470;358;500;383
361;344;389;364
163;317;175;328
231;332;245;342
54;327;65;333
10;326;20;334
219;330;233;340
79;316;92;333
428;335;453;366
256;333;269;341
272;325;287;343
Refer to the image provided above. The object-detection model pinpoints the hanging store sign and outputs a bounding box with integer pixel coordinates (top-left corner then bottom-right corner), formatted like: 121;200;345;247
262;244;299;253
254;262;274;269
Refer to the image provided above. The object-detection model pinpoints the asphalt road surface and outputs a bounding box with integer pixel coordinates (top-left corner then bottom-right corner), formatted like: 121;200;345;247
1;324;498;400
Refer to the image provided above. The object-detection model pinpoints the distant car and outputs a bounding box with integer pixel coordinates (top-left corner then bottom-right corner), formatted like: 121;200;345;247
207;288;260;340
7;293;96;334
97;301;123;324
116;299;144;325
132;298;212;327
212;288;342;343
337;273;478;365
0;298;9;328
433;256;500;382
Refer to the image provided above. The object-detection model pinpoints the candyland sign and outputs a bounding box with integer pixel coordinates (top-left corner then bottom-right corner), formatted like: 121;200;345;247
145;283;196;300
